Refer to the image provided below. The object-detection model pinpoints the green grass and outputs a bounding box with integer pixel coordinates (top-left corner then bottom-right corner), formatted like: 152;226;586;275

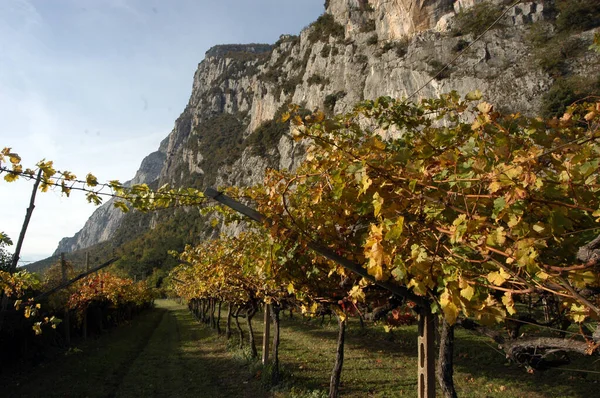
3;301;600;397
239;313;600;397
0;300;266;398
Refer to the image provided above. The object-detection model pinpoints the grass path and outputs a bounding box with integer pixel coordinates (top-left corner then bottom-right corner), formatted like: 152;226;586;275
115;300;266;397
1;299;267;398
3;300;600;397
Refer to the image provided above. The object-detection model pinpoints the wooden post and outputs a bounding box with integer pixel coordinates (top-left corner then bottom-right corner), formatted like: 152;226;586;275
418;306;435;398
9;169;42;273
61;253;71;346
262;303;271;365
83;252;89;340
1;171;42;332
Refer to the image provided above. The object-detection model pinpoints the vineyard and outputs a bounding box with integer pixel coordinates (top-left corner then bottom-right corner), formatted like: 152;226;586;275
2;91;600;397
0;257;154;369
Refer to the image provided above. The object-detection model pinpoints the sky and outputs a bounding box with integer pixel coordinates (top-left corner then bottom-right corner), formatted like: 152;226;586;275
0;0;324;264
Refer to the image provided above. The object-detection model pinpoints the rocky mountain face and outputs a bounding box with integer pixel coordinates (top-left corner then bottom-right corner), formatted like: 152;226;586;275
53;138;168;254
52;0;599;255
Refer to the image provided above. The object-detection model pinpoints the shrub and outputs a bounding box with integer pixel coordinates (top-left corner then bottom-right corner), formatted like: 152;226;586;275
534;36;585;76
278;75;303;100
245;103;292;156
427;59;451;80
556;0;600;33
452;2;504;37
291;50;312;75
308;14;345;43
324;91;347;114
382;41;394;53
307;74;330;87
355;54;369;63
321;44;331;58
360;19;376;33
188;114;246;186
541;76;600;118
526;21;553;47
205;44;272;59
367;34;378;45
382;38;409;57
452;39;470;53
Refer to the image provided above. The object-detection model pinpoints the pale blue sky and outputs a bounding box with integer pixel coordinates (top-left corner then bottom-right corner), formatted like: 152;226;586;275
0;0;323;263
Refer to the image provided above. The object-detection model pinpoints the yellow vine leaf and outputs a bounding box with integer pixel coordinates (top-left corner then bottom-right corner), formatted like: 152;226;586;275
488;181;502;193
366;243;384;280
4;172;18;183
570;303;588;323
359;171;372;196
502;292;516;315
364;223;389;280
476;295;506;326
86;173;98;187
477;102;493;114
384;216;404;242
334;308;347;322
536;271;549;280
408;278;427;295
348;285;365;303
486;226;506;247
460;284;475;301
372;192;383;218
113;201;129;213
465;89;482;101
370;136;386;150
440;290;459;324
9;153;21;164
487;268;510;286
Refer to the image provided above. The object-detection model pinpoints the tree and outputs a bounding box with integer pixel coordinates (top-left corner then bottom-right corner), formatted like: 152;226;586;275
0;232;13;272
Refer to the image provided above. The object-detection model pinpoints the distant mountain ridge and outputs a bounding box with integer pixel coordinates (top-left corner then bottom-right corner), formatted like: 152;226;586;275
52;138;168;255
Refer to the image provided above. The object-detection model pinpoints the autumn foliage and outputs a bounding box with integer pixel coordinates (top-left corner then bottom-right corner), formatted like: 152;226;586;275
254;93;600;328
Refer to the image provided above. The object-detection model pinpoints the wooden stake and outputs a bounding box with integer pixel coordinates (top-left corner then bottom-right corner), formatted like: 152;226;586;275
418;306;435;398
83;252;89;340
262;303;271;365
10;169;42;273
61;253;71;346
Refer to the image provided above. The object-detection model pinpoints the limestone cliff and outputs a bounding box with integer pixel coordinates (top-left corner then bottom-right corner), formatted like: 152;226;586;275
52;138;168;254
52;0;600;256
